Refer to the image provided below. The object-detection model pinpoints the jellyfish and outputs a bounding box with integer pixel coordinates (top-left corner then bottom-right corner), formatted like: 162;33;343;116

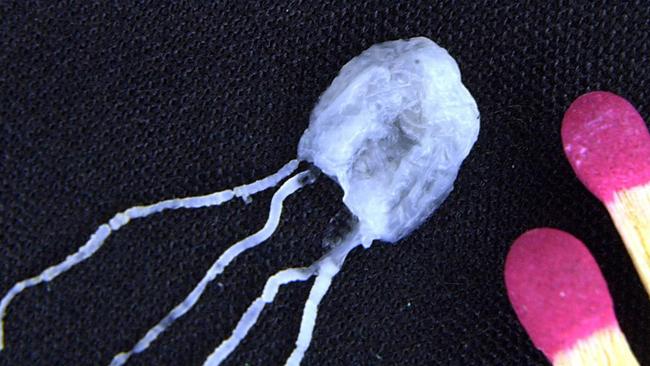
0;36;479;365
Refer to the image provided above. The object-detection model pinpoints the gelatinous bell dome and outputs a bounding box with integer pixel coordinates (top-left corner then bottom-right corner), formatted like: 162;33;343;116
299;37;480;243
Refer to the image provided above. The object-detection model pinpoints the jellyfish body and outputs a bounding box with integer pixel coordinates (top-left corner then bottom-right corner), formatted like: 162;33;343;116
299;36;479;244
0;36;479;365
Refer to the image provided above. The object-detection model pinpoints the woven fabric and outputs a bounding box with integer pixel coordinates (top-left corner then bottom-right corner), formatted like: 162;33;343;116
2;1;649;365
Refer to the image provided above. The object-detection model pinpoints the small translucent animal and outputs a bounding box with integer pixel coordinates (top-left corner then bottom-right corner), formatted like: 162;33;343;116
0;36;479;365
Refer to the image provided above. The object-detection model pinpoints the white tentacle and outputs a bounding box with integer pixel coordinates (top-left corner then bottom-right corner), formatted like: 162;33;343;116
203;267;315;366
204;232;362;366
0;160;298;351
285;260;340;366
109;169;312;366
285;236;360;366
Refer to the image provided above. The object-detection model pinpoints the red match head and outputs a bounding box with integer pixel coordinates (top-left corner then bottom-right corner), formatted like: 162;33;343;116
561;91;650;203
504;228;618;361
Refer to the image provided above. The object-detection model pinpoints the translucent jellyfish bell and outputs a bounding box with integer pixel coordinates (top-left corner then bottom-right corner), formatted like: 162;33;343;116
299;37;479;244
0;37;479;366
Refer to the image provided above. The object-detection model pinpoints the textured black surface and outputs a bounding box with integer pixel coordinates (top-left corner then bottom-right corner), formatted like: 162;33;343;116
2;1;650;365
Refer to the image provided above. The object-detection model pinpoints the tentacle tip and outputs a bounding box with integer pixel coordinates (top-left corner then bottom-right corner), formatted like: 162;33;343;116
110;353;128;366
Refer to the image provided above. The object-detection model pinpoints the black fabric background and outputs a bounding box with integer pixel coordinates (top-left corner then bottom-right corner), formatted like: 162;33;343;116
2;1;650;365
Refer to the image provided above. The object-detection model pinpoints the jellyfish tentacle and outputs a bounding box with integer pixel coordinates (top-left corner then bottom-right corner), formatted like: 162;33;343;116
285;260;339;366
286;260;341;366
203;267;315;366
286;236;360;366
109;169;313;366
204;233;362;366
0;160;298;351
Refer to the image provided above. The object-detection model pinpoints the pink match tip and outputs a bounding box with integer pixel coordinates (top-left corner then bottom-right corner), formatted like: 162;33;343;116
561;91;650;203
504;228;618;361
